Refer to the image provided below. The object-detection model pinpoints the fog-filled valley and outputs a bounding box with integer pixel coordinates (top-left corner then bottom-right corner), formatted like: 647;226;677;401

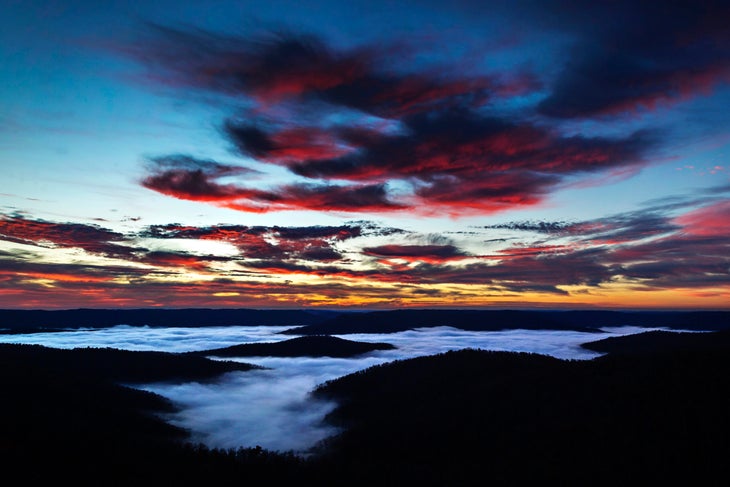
1;322;666;452
2;309;729;485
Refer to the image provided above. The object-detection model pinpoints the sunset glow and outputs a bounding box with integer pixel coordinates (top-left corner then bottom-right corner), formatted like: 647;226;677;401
2;1;729;309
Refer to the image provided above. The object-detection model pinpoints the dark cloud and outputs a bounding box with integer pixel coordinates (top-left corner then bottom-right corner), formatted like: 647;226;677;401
141;222;373;263
271;225;362;241
0;257;156;282
607;231;730;289
142;155;259;201
0;214;241;275
134;26;660;215
0;215;137;259
146;154;256;176
362;244;469;263
536;1;730;118
138;251;231;271
254;110;653;178
136;26;516;118
142;223;365;241
142;154;405;212
482;200;730;291
222;109;654;213
233;182;406;212
484;221;575;234
487;206;682;244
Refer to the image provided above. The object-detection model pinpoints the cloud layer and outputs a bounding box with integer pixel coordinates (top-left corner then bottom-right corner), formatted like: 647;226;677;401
2;191;729;308
132;24;668;215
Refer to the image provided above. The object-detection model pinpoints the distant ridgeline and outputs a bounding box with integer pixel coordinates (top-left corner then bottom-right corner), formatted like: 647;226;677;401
0;308;340;333
1;308;730;334
280;309;730;334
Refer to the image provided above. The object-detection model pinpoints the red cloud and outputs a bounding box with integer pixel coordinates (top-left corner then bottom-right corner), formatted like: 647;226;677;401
142;223;370;262
674;200;730;237
133;28;661;216
142;155;406;212
363;244;470;264
144;118;651;215
0;215;134;258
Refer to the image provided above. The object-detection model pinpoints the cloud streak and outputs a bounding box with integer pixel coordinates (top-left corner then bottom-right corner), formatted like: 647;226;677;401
2;191;729;308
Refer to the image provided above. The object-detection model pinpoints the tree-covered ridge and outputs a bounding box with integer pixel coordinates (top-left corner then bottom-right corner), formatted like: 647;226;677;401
581;329;730;355
0;343;259;383
282;309;730;335
191;335;395;358
0;342;304;485
313;333;730;485
3;308;729;336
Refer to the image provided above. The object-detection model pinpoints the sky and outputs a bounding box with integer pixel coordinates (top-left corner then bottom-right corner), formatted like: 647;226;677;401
1;0;729;309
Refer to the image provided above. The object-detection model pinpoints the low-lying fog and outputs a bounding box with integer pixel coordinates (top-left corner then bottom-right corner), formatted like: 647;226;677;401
1;324;670;453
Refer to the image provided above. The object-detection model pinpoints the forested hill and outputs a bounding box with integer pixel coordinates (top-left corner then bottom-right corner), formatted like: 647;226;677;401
282;309;730;335
0;343;296;485
191;335;396;358
0;343;259;383
581;329;730;355
312;330;730;485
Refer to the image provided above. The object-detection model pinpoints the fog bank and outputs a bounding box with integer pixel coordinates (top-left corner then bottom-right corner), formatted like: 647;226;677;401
1;324;678;453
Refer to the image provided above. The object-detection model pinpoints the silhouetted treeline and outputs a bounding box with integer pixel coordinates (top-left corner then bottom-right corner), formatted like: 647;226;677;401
581;329;730;355
4;308;729;336
0;308;340;334
0;343;307;486
191;335;396;358
0;343;259;383
282;309;730;335
312;332;730;485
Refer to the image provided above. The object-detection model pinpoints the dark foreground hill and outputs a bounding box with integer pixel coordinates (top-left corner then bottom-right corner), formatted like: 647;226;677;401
191;335;396;358
0;344;303;486
312;331;730;486
282;309;730;335
0;343;260;383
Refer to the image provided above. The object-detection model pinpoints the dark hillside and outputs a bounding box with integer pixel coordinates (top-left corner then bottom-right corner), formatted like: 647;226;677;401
191;335;395;358
283;309;730;335
0;343;306;485
581;329;730;355
0;343;259;383
313;333;730;485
